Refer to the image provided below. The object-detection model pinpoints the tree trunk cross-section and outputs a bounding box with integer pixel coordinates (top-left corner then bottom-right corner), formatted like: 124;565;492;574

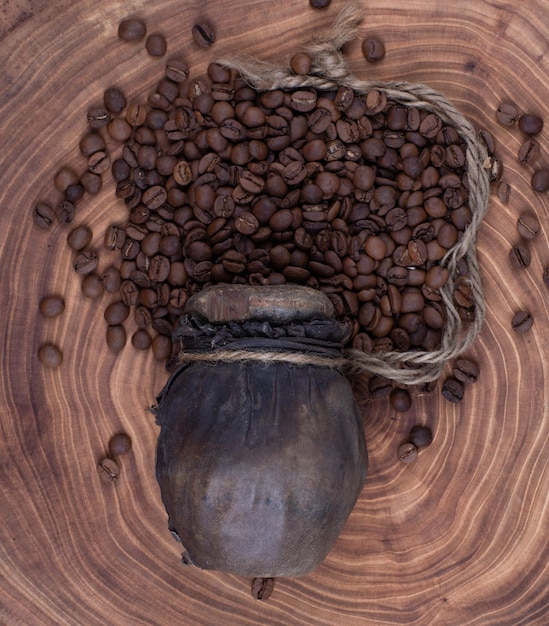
0;1;547;624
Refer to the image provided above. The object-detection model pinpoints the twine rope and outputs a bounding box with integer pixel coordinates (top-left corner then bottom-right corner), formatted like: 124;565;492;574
178;349;347;369
209;3;490;385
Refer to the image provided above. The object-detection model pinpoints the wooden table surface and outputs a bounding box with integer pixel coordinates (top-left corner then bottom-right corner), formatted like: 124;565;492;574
0;1;547;624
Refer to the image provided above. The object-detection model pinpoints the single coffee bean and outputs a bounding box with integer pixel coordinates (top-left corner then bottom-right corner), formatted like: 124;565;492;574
409;425;433;448
73;251;98;275
87;106;110;129
511;310;533;333
495;102;519;126
88;151;110;174
478;129;496;155
517;213;540;239
518;113;543;135
251;577;274;601
397;442;417;464
165;58;189;83
531;169;549;192
441;377;464;403
290;52;312;75
108;433;132;456
453;358;479;383
97;457;120;483
54;166;79;192
508;244;531;269
146;33;167;57
39;295;65;318
390;388;412;412
362;36;385;62
56;200;76;223
103;87;127;113
132;328;152;350
118;18;146;41
81;273;104;299
192;21;216;47
104;301;130;325
80;171;102;194
101;266;122;293
496;181;510;204
106;325;126;353
518;139;540;165
33;201;56;229
38;344;63;368
152;334;173;361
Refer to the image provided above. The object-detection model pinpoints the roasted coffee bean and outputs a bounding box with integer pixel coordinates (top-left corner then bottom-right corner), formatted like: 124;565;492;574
251;577;275;601
73;251;98;275
509;244;531;269
146;33;167;57
390;388;411;412
80;171;102;194
496;102;519;126
397;442;417;464
441;377;464;403
290;90;317;112
39;295;65;318
104;87;127;113
88;151;110;174
511;310;533;333
56;200;75;223
362;36;385;62
87;106;110;129
192;21;216;47
531;169;549;192
290;52;312;75
33;201;56;229
97;457;120;482
118;18;146;41
106;325;126;353
38;344;63;368
54;166;79;192
518;113;543;135
517;213;540;239
104;301;130;325
518;139;540;165
81;273;104;299
478;129;496;155
165;58;189;83
496;181;510;204
132;328;153;350
108;433;132;456
102;267;121;293
152;334;173;361
453;358;479;383
409;425;433;448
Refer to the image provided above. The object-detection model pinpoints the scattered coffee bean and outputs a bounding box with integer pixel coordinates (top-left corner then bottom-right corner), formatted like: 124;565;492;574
531;169;549;192
106;325;127;352
441;377;464;403
453;358;479;383
409;425;433;449
518;139;539;165
87;106;110;129
73;251;99;275
192;21;216;47
495;102;519;126
251;577;274;601
508;244;531;269
518;113;543;135
38;344;63;368
108;433;132;456
290;52;312;75
118;18;146;42
517;213;540;239
39;295;65;318
33;201;57;229
511;310;533;333
146;33;167;57
104;301;130;325
496;181;510;204
132;328;152;350
97;457;120;482
390;388;412;412
67;225;93;251
309;0;331;7
397;442;417;463
362;36;385;62
81;273;104;299
104;87;127;113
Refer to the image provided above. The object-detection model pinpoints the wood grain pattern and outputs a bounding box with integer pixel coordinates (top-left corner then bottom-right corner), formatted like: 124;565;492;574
1;0;548;624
